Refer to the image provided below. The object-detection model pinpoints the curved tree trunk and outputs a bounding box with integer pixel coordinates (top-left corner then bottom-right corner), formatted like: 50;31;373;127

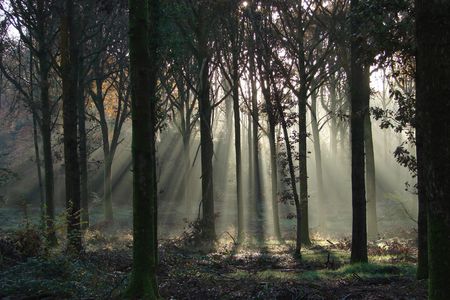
274;93;301;256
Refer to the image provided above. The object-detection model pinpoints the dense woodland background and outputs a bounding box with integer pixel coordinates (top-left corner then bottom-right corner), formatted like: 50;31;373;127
0;0;448;299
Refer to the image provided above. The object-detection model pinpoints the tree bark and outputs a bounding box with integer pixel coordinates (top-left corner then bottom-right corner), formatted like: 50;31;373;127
416;128;428;279
77;64;89;230
127;0;159;297
416;127;427;280
231;32;244;242
38;53;57;246
416;1;450;297
198;55;215;241
296;7;311;246
350;0;368;264
61;0;82;252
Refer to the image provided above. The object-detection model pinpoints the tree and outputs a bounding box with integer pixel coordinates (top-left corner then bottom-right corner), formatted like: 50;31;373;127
61;0;82;252
270;0;334;245
216;0;245;242
87;10;130;223
248;2;283;242
126;0;160;297
416;0;450;298
349;0;368;264
172;0;226;242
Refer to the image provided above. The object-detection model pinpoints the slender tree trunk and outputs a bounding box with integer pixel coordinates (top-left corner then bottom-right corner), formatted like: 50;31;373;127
416;1;450;297
232;44;244;242
30;52;45;230
363;68;378;240
350;0;368;264
268;121;282;241
256;56;281;242
275;94;301;256
248;34;263;241
32;113;45;228
311;92;326;231
247;105;253;230
61;0;82;252
298;89;310;245
39;56;57;245
78;74;89;230
297;8;311;245
97;89;115;222
329;79;338;157
127;0;159;297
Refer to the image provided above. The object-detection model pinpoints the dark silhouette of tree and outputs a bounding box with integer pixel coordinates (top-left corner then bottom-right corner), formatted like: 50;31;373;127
126;0;160;297
416;0;450;297
349;0;368;264
60;0;82;252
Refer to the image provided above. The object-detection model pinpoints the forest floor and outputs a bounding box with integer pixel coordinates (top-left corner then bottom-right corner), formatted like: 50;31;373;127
0;221;427;300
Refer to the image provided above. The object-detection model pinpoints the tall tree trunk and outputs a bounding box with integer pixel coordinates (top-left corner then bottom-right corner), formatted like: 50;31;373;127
39;55;57;245
256;46;281;242
247;105;253;230
363;68;378;240
350;0;368;264
32;113;45;229
297;7;311;246
232;40;244;242
127;0;159;297
30;52;45;230
311;91;326;231
298;90;310;245
248;34;263;241
198;24;215;241
61;0;82;252
416;1;450;297
267;123;282;241
77;70;89;230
